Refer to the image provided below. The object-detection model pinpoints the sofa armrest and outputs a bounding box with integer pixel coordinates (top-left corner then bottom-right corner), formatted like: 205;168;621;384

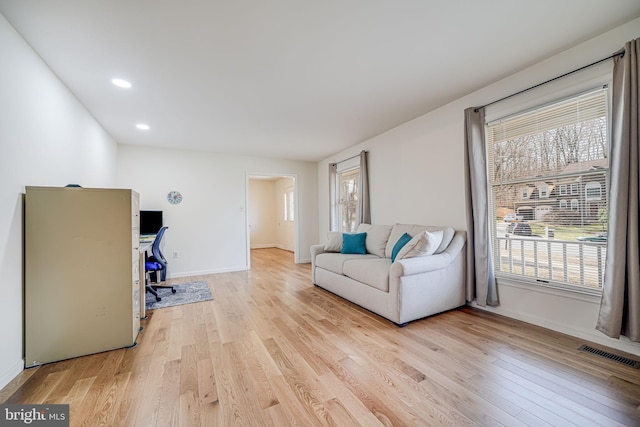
310;244;326;265
391;254;450;276
390;231;466;277
310;244;327;284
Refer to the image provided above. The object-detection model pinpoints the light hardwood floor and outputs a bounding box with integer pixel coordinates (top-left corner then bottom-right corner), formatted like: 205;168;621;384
2;248;640;426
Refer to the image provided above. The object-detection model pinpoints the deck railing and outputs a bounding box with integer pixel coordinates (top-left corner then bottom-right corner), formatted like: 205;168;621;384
496;236;606;289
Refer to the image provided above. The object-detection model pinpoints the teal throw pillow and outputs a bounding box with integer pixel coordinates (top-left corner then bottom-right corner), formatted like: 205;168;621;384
391;232;412;262
341;232;367;255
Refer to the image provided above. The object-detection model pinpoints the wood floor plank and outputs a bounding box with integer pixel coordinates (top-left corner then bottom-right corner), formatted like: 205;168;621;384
63;378;95;423
195;358;217;406
2;248;640;426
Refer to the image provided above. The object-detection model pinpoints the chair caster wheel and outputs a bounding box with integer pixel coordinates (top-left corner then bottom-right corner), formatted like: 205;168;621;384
171;289;176;293
156;296;162;302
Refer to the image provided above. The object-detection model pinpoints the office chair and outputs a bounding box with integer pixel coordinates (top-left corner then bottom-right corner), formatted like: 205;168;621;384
145;226;175;302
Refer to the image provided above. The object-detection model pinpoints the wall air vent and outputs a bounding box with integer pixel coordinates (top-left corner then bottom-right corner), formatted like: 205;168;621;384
578;345;640;369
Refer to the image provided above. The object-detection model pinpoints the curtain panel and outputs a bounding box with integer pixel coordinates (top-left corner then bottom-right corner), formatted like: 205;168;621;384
464;107;499;306
329;163;338;231
357;150;371;226
597;38;640;342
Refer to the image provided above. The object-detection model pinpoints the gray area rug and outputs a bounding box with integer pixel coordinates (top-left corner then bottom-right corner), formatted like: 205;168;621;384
145;281;213;311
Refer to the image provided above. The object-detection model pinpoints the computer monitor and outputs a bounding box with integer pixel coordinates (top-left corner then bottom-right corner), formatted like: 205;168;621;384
140;210;163;235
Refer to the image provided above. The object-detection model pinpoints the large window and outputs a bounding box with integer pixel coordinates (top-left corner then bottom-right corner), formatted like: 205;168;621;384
337;167;360;232
488;88;609;292
330;151;369;233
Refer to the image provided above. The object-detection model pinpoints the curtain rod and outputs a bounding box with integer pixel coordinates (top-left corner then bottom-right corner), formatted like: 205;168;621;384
330;150;367;166
475;50;625;112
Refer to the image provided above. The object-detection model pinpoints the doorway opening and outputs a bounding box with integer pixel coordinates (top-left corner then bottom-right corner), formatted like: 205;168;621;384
246;173;298;269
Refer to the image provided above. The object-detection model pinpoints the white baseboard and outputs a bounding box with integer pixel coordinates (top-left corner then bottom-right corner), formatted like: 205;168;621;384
251;244;295;252
469;301;640;357
0;358;24;392
250;244;279;249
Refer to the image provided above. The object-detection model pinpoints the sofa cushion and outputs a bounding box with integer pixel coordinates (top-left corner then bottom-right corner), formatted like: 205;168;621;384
343;258;392;292
396;230;443;260
386;224;456;257
357;223;393;257
342;232;367;254
324;231;343;252
316;253;379;275
391;232;412;262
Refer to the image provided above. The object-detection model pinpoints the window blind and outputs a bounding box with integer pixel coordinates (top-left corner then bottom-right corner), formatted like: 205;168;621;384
487;87;609;292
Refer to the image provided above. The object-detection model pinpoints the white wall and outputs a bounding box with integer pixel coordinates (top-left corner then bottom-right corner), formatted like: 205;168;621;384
116;145;317;276
317;18;640;356
0;14;118;390
248;180;278;248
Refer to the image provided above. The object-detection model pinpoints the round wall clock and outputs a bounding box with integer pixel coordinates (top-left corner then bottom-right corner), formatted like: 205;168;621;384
167;190;183;205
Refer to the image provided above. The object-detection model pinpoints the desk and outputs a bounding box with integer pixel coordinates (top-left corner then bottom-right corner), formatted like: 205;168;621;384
140;234;156;244
139;241;152;319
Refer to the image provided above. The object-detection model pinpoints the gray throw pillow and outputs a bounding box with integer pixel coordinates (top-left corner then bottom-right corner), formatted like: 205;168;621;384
324;231;343;252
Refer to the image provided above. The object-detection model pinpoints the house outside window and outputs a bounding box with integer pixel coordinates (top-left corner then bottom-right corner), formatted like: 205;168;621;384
539;184;549;198
585;182;602;201
571;183;580;195
488;87;609;292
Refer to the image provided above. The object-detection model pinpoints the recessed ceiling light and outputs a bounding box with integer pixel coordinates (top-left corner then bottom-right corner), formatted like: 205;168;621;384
112;78;132;88
136;124;150;130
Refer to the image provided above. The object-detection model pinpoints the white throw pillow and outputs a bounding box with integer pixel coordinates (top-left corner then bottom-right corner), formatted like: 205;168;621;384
324;231;343;252
427;226;456;254
396;230;443;260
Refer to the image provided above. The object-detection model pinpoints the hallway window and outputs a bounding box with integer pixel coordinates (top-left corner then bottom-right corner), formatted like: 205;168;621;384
284;190;294;222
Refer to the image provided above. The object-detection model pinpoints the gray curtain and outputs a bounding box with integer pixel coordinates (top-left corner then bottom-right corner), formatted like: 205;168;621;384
329;163;338;231
356;150;371;226
464;107;499;306
597;38;640;342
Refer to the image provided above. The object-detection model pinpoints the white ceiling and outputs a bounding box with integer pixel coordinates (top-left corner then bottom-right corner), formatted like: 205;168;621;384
1;1;639;162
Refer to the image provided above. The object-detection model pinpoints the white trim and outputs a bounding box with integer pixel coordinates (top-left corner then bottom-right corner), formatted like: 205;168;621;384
469;299;640;357
246;172;301;266
250;243;280;249
0;359;24;391
471;277;640;357
497;274;602;299
250;244;297;252
335;156;360;173
484;63;611;123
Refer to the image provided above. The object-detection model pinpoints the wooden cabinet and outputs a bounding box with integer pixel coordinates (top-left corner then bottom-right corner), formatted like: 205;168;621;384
24;186;140;367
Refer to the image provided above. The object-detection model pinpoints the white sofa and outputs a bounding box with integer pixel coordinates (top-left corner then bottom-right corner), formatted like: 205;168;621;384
310;224;466;325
